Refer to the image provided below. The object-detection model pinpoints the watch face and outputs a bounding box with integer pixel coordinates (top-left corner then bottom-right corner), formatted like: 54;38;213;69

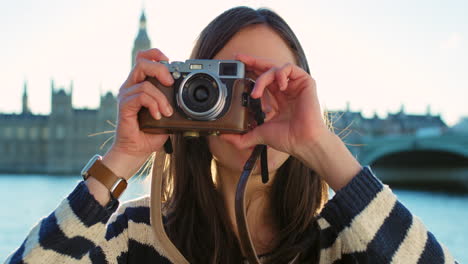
81;154;102;178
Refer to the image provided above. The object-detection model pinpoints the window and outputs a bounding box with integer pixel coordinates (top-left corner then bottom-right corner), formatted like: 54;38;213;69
56;125;65;139
4;127;12;139
42;127;49;140
30;127;38;140
17;127;26;140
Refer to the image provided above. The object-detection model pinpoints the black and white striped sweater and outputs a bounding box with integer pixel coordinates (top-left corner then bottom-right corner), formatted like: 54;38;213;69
5;167;458;263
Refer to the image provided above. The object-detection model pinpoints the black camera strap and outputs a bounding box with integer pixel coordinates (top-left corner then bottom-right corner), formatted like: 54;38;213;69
245;84;269;183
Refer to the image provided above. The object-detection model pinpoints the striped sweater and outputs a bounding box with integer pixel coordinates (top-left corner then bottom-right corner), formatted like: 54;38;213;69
5;167;458;263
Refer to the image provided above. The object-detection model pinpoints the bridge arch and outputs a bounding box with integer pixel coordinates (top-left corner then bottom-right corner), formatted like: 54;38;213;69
370;149;468;167
360;140;468;166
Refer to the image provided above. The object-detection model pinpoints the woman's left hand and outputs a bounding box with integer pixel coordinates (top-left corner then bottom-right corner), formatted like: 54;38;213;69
221;54;330;157
222;54;362;190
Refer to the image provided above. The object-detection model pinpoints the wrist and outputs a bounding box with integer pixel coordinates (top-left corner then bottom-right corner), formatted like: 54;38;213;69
293;131;362;191
85;176;112;206
102;147;151;181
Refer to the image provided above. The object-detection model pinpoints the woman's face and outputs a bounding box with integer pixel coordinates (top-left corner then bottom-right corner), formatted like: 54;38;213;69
209;24;298;174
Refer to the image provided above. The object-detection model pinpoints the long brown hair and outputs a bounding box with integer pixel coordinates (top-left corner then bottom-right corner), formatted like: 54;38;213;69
156;6;329;263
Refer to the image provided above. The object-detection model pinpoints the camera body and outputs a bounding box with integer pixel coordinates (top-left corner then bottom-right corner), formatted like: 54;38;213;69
138;59;259;136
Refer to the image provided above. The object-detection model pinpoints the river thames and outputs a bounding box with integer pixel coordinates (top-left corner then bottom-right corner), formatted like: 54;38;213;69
1;173;467;262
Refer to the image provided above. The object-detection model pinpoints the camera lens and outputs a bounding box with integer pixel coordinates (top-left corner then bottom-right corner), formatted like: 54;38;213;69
178;72;226;120
183;74;219;112
194;86;209;102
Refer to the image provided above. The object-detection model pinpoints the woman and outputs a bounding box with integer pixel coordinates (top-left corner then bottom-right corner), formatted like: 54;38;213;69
6;6;456;264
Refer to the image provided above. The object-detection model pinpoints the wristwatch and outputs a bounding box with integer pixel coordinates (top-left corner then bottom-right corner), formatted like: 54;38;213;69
81;154;128;199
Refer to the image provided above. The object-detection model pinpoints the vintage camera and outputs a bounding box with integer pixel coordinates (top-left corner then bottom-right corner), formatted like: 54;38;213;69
138;60;262;136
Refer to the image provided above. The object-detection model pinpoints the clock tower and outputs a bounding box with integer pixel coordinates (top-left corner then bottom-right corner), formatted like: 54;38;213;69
131;10;152;68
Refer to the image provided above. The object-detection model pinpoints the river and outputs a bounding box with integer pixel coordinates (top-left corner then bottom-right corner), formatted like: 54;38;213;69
1;173;467;262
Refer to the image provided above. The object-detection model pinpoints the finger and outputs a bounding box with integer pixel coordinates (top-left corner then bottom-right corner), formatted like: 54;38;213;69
119;81;173;117
235;53;276;74
275;63;294;91
260;89;279;121
135;48;169;63
127;58;174;88
275;63;315;96
220;127;265;150
120;92;162;120
251;67;280;99
277;62;309;82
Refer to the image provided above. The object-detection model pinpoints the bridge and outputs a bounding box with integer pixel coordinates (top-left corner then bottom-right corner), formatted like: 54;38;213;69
346;131;468;190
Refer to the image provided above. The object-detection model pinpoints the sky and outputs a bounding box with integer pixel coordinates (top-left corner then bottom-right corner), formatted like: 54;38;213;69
0;0;467;126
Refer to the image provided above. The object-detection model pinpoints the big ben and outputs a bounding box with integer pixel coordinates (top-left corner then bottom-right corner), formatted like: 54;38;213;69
131;10;151;68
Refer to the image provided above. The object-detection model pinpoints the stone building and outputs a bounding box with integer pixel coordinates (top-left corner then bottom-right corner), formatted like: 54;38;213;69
0;81;117;174
327;103;448;139
0;10;151;174
451;117;468;133
326;103;449;157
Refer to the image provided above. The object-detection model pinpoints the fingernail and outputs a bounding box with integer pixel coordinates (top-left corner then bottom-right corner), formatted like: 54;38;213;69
156;111;162;120
166;75;174;85
166;106;173;116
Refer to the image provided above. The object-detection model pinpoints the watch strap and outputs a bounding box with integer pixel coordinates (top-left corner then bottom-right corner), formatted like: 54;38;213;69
87;159;127;199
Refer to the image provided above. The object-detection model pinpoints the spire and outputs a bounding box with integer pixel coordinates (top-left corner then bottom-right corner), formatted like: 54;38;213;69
23;80;27;96
132;9;152;67
51;78;55;93
373;110;379;119
399;104;405;114
22;80;30;114
139;10;147;29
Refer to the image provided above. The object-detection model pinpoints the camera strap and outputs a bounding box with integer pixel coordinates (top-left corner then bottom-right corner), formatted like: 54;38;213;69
236;80;299;263
152;79;277;264
244;84;269;184
234;89;270;263
235;145;266;263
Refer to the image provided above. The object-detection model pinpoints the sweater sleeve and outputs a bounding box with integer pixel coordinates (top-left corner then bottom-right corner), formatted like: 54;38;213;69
4;181;130;264
318;166;458;264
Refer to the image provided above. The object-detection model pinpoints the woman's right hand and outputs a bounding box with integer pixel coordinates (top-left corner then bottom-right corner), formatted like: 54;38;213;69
102;48;175;180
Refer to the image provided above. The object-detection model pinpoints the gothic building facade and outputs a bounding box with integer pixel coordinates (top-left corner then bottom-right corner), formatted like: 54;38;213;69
0;10;151;174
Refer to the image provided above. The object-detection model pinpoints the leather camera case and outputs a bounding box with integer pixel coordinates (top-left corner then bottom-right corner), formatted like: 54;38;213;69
138;77;257;135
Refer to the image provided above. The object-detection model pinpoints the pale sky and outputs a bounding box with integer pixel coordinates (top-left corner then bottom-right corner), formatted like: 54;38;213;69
1;0;467;126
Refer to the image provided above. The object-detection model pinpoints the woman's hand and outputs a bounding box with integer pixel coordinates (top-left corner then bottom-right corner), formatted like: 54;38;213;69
221;54;329;157
103;49;175;180
221;54;362;189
